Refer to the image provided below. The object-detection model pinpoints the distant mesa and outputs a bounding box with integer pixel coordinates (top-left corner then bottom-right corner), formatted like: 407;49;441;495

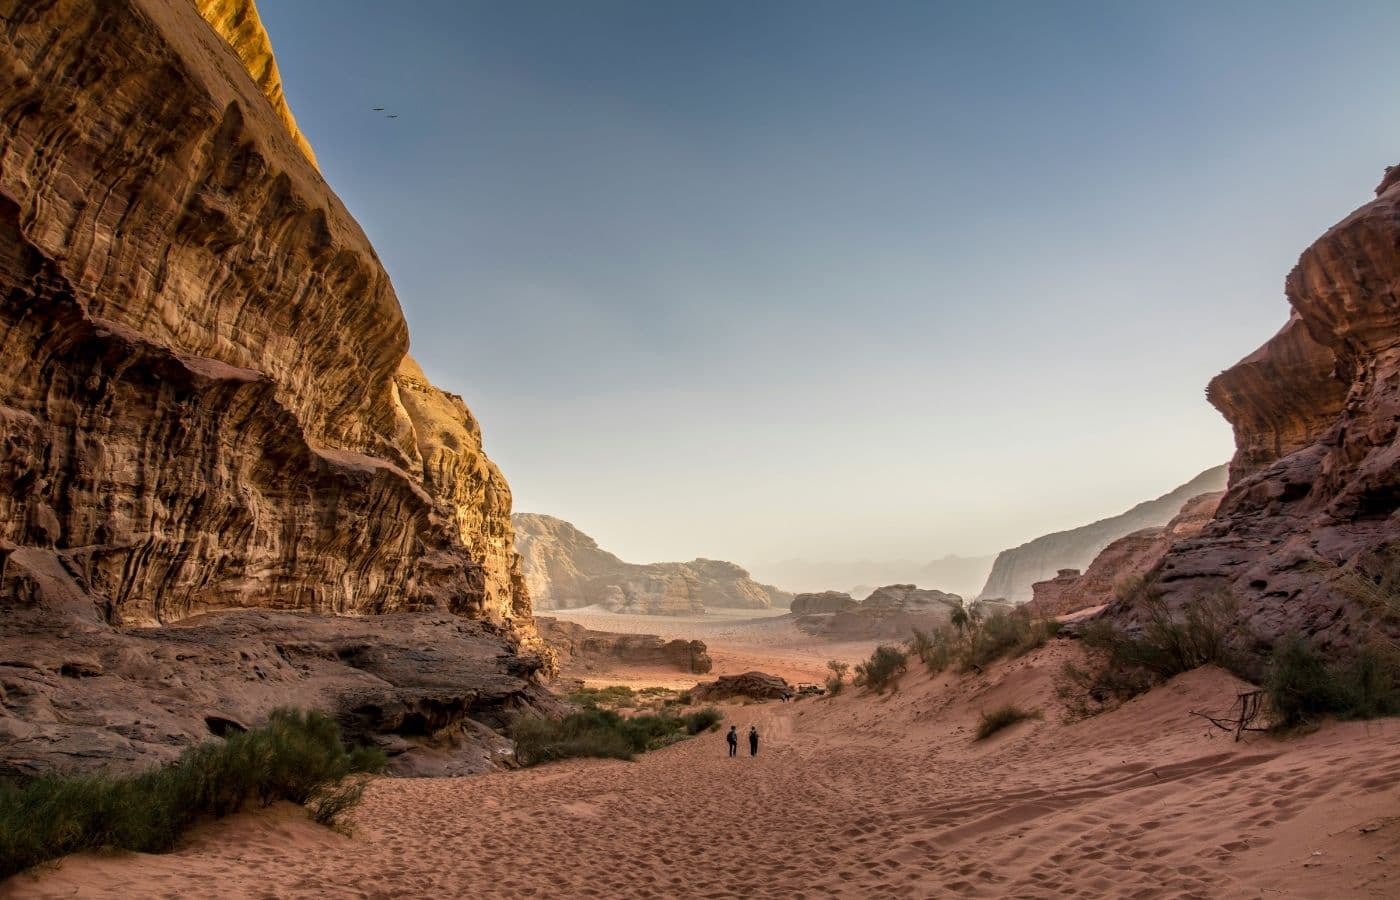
792;583;966;640
513;514;792;615
536;617;712;676
976;465;1228;604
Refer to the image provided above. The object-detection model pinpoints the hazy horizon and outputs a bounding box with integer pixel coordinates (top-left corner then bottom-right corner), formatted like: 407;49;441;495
258;1;1400;566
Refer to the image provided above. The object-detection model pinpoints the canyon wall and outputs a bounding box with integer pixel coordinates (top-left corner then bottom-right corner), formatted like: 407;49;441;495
514;513;791;614
977;466;1228;604
0;0;532;634
1118;172;1400;652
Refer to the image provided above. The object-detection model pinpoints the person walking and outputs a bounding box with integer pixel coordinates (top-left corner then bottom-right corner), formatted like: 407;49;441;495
748;725;759;757
726;725;738;757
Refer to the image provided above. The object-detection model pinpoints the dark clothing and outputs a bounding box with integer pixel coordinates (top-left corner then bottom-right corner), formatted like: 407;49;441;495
748;731;759;756
726;732;738;757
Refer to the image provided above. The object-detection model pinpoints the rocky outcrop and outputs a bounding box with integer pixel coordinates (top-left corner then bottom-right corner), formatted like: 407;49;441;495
1118;172;1400;652
690;671;792;703
536;617;712;675
790;591;858;615
794;584;965;640
514;514;791;614
1028;492;1224;618
0;0;533;634
0;0;549;774
0;609;557;778
977;466;1228;604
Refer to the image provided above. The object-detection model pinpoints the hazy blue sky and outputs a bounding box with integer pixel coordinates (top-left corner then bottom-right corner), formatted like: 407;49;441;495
260;0;1400;570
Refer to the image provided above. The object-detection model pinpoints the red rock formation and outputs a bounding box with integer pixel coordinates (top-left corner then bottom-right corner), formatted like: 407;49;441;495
1118;172;1400;651
0;0;533;634
790;591;858;615
536;617;713;675
1029;493;1223;618
690;671;793;703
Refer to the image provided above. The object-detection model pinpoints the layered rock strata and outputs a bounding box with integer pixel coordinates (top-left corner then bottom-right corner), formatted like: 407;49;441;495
794;584;965;640
977;466;1228;604
514;514;791;614
1117;173;1400;651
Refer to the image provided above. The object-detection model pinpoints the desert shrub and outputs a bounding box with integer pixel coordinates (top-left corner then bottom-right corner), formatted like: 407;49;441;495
854;645;909;693
962;608;1055;671
682;707;723;734
676;690;693;705
1060;588;1243;717
512;707;717;767
907;625;959;674
825;660;850;696
0;708;384;880
565;685;637;709
974;704;1043;740
1264;637;1400;730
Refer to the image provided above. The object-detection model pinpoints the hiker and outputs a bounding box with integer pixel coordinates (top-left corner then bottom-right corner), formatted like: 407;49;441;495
748;725;759;756
726;725;738;757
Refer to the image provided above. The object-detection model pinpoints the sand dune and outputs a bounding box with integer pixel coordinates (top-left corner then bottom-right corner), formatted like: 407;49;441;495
11;641;1400;898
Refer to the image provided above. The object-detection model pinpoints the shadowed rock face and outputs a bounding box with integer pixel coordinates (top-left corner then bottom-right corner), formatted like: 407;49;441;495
514;514;791;614
794;584;964;640
790;591;858;615
977;466;1228;604
0;0;532;635
1028;492;1223;618
1120;173;1400;651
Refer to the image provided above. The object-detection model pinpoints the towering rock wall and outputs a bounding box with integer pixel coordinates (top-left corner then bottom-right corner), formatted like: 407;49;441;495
0;0;533;635
514;513;791;614
977;466;1228;604
1126;172;1400;651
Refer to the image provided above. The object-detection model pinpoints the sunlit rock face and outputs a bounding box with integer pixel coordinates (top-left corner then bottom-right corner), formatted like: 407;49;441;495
514;514;791;614
1117;173;1400;652
977;466;1229;604
0;0;533;637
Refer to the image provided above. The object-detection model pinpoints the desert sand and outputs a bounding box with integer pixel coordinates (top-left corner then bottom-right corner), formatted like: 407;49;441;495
12;640;1399;899
547;606;880;688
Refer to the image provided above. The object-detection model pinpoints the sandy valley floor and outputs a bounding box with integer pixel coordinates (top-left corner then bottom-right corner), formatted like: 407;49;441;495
12;640;1400;899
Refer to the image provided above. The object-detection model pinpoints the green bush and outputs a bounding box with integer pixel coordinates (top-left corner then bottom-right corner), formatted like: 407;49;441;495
1060;588;1244;716
1265;637;1400;730
565;685;637;709
962;608;1056;672
854;645;909;693
0;708;384;880
511;706;720;767
908;625;958;674
825;660;850;696
974;704;1042;740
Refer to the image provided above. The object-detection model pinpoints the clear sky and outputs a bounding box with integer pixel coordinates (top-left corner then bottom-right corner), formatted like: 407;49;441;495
259;0;1400;569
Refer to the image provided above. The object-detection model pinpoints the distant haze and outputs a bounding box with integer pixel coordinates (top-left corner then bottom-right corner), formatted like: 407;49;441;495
258;1;1400;566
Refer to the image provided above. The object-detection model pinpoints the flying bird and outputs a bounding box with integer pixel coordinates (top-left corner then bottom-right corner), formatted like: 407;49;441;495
372;107;384;111
386;114;399;119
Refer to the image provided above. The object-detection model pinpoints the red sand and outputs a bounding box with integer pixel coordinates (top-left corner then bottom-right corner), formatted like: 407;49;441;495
11;640;1400;898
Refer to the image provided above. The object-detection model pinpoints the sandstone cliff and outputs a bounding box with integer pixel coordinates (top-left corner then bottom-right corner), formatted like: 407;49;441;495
1028;492;1223;618
1117;172;1400;651
0;0;531;632
0;0;544;774
536;617;713;676
514;514;791;614
976;466;1228;604
793;584;964;640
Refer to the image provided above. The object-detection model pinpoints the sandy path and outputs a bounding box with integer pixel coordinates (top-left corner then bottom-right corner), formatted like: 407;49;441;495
11;642;1400;898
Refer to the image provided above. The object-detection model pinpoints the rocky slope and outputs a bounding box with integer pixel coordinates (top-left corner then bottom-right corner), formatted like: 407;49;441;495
0;0;543;773
1115;171;1400;652
976;466;1228;604
1028;492;1223;617
514;514;791;614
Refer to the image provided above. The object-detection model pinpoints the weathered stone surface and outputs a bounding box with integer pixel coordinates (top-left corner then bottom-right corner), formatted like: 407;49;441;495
514;514;791;614
794;584;965;640
536;617;712;675
1117;172;1400;652
690;671;792;703
790;591;858;615
1028;492;1224;618
0;0;534;637
0;608;557;778
977;466;1228;604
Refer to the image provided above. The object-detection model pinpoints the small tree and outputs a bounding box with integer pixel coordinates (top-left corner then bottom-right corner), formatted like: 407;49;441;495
825;660;850;695
854;645;909;693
